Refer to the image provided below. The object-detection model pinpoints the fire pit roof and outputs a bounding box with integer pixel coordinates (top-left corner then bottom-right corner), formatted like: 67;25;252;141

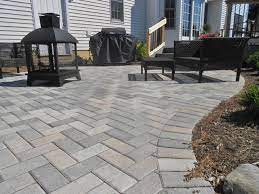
21;28;78;44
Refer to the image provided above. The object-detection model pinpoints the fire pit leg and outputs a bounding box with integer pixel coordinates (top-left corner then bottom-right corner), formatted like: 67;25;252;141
76;74;81;80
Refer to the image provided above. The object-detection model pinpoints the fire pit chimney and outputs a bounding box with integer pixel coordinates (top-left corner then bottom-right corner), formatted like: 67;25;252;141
40;13;60;28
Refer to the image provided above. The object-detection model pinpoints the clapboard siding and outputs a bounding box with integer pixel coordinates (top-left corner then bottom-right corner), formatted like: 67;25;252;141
0;0;34;43
220;0;227;30
68;0;146;50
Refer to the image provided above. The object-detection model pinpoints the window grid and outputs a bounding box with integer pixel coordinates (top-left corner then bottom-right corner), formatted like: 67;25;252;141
165;0;176;29
111;0;123;21
193;0;202;37
182;0;192;37
233;13;244;36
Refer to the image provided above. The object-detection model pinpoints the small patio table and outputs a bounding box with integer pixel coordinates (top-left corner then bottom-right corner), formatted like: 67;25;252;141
141;57;175;81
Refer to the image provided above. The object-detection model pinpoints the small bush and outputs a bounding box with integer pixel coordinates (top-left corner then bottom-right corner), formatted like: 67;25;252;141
240;84;259;116
202;24;210;34
246;51;259;70
136;41;148;61
256;61;259;71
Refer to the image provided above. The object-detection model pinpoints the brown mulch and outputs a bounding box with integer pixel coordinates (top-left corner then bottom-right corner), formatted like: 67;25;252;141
187;69;259;181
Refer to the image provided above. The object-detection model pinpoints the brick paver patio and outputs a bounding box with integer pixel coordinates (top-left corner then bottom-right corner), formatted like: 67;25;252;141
0;66;244;194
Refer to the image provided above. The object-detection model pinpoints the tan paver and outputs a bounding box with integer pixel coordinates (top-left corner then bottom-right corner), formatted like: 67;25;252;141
99;149;135;170
45;149;77;170
103;138;135;154
72;143;109;162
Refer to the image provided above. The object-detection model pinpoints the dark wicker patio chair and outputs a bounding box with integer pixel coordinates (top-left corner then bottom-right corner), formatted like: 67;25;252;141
174;38;249;83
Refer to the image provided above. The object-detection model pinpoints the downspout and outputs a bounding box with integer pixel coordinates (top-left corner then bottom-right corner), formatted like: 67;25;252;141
190;0;195;40
200;0;206;34
179;0;183;40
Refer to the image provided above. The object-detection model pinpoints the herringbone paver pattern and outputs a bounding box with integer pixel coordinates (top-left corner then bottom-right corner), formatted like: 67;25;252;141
0;66;244;194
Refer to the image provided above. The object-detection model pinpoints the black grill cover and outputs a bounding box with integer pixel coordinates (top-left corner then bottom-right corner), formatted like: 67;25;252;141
89;28;137;65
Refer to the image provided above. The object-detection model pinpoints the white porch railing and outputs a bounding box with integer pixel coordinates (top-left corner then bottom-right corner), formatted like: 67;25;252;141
146;18;167;57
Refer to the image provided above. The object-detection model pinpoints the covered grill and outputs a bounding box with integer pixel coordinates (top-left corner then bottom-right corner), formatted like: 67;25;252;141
21;13;81;86
89;28;137;65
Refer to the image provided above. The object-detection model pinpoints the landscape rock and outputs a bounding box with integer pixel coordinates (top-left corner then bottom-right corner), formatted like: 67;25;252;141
223;164;259;194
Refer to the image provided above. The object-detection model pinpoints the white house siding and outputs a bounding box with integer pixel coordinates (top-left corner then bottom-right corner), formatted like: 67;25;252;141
68;0;147;51
0;0;34;43
220;0;227;30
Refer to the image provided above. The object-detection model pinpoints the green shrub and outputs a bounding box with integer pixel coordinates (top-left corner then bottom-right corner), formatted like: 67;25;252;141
202;24;210;34
136;41;148;60
246;51;259;70
256;61;259;71
240;84;259;116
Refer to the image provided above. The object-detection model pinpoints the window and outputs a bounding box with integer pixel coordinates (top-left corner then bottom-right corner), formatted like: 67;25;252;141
182;0;192;36
193;0;202;37
111;0;124;21
233;13;244;36
165;0;176;28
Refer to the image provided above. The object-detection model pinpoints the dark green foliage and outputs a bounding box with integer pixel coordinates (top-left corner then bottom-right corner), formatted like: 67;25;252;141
240;84;259;117
202;24;210;34
246;51;259;70
136;41;148;61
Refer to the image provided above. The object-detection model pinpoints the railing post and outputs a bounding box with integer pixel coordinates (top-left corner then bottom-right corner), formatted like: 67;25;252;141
146;31;151;57
162;25;165;44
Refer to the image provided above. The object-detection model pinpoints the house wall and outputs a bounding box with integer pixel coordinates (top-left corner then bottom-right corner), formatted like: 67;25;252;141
146;0;159;28
165;0;182;47
146;0;182;47
67;0;147;51
229;3;249;37
206;0;222;33
0;0;34;43
206;0;249;36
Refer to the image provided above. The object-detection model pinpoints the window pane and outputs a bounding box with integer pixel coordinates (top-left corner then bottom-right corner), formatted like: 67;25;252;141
193;0;202;37
182;0;191;36
111;0;123;21
165;0;176;28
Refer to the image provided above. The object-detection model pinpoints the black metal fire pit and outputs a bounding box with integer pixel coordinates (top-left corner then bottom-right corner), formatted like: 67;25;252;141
21;13;81;86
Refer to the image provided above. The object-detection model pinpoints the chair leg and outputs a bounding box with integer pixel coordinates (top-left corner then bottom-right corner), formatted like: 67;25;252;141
172;61;175;80
16;67;20;73
0;68;3;79
162;66;165;75
144;66;147;81
236;67;241;82
198;69;204;83
172;67;175;80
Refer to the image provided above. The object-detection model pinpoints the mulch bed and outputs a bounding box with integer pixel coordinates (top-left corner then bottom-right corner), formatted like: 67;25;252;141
187;68;259;182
